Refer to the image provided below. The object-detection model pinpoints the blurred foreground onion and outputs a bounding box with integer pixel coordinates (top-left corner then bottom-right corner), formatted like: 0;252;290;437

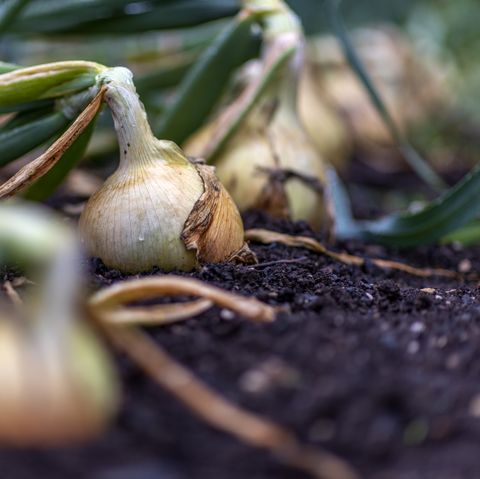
80;67;252;273
0;202;118;446
0;320;117;446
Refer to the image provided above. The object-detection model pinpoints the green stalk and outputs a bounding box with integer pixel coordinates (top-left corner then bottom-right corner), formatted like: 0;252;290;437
156;10;262;144
24;115;98;201
0;0;31;34
323;0;445;191
0;61;105;107
0;111;69;167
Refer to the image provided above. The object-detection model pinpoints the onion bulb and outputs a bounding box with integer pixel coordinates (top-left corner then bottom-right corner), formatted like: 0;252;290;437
0;202;117;446
0;319;117;446
185;3;328;229
79;67;252;273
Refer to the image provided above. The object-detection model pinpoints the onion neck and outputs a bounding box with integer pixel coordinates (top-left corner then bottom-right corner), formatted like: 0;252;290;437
98;67;188;171
247;0;303;118
243;0;301;39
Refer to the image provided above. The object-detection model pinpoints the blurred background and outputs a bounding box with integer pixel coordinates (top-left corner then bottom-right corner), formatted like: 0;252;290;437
1;0;479;216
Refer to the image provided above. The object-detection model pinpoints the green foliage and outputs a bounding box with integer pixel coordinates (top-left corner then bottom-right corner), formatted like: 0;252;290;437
330;166;480;247
0;63;101;107
24;115;98;201
0;0;31;34
442;221;480;246
322;0;445;191
0;109;69;167
287;0;417;35
10;0;240;35
156;11;262;144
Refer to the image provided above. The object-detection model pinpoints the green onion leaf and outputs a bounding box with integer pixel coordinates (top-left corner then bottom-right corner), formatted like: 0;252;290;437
0;111;69;167
0;61;104;108
13;0;239;34
23;114;98;201
322;0;445;191
330;165;480;247
0;0;31;34
155;10;262;144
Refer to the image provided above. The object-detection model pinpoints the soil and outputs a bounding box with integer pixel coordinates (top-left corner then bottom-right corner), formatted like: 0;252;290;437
2;210;480;479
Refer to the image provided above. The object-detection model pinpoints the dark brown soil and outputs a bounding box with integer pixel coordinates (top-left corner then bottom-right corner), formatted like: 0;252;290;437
2;211;480;479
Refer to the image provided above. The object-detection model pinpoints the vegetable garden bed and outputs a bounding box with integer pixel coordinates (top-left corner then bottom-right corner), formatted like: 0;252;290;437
3;211;480;479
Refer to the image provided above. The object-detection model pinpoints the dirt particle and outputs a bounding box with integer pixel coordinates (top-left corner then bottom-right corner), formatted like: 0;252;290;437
469;395;480;417
410;322;425;334
458;258;472;273
420;287;436;294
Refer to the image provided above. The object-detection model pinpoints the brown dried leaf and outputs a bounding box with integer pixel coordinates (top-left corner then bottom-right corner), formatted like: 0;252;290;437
246;228;460;279
89;275;275;323
0;87;105;198
182;163;257;265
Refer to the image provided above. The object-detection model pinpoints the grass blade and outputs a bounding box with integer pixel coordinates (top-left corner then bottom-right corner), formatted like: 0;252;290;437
323;0;445;191
156;10;262;144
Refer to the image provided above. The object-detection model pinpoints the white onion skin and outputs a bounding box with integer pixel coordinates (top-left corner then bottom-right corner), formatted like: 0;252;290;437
80;157;203;273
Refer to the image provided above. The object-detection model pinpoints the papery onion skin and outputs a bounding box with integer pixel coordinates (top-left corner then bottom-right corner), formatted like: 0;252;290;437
182;162;252;264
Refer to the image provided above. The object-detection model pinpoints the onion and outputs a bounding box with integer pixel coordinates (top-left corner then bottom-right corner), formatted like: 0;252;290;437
185;1;328;229
79;67;253;273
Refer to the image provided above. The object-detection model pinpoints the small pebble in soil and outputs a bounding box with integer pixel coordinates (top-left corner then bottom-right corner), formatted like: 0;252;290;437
469;395;480;417
458;258;472;273
410;322;425;334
